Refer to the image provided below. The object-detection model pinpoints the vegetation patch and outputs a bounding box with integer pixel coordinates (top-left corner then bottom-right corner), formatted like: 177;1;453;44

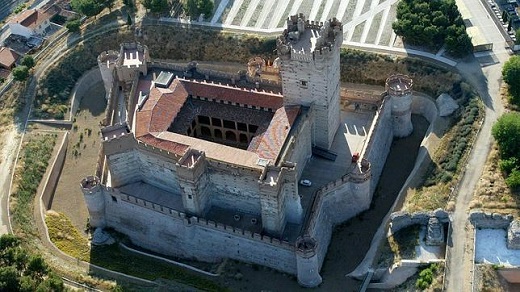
393;0;472;57
89;242;228;291
0;234;65;291
11;133;57;237
45;212;226;291
390;262;444;291
404;92;484;212
377;224;420;267
45;211;90;261
339;49;461;97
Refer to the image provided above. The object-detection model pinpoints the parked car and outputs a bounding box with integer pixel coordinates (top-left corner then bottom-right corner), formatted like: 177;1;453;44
300;179;312;187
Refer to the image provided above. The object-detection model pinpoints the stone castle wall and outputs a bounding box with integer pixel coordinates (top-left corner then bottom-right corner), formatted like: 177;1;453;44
104;188;298;274
362;97;393;194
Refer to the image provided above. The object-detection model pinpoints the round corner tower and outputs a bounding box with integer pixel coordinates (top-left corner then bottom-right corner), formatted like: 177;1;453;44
349;158;371;197
98;50;119;99
80;176;106;228
386;74;413;138
295;236;322;287
277;14;343;150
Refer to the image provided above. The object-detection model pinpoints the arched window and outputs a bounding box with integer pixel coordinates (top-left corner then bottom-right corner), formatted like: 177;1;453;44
201;126;211;137
239;133;248;144
226;131;236;141
214;129;223;139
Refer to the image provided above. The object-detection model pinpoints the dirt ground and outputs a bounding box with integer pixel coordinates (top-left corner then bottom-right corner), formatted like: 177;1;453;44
50;84;106;233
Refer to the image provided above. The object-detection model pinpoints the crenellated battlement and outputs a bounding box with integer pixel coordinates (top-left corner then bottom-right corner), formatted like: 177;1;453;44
114;189;294;249
277;14;342;61
386;74;413;97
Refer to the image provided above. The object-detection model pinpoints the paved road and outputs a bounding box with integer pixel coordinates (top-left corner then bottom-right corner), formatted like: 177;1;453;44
445;0;509;291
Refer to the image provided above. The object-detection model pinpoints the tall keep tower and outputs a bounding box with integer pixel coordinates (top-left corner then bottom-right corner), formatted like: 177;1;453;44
277;14;343;150
386;74;413;138
97;50;119;99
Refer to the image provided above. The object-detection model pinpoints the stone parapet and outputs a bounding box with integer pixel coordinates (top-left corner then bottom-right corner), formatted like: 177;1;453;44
469;211;513;229
389;209;450;235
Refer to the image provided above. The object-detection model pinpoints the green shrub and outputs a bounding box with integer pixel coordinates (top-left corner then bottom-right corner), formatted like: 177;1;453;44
499;157;519;175
506;169;520;190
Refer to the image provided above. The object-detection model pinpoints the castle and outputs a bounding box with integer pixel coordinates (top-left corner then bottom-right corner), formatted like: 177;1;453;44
81;14;414;287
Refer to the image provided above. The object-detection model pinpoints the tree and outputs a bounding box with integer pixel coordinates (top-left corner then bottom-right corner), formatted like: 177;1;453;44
142;0;169;13
492;112;520;160
502;55;520;106
0;235;63;292
12;66;29;82
65;19;81;32
20;55;35;69
70;0;103;17
185;0;214;19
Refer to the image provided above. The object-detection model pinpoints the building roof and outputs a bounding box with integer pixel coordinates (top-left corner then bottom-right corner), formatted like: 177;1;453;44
0;47;20;69
134;77;299;168
11;9;53;30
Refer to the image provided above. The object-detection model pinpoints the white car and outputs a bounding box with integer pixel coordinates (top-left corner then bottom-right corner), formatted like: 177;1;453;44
300;179;312;187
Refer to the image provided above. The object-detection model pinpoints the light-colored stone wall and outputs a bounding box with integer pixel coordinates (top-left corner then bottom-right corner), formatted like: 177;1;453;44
362;99;393;194
139;151;181;194
208;166;263;215
104;189;297;274
106;150;141;186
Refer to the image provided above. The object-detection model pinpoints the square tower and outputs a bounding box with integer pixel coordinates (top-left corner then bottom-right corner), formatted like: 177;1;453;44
277;14;343;150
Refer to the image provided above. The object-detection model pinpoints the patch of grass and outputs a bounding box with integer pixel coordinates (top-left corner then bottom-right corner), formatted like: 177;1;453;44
391;262;444;291
45;212;226;291
340;49;461;97
404;94;484;212
11;133;57;237
45;211;90;261
89;242;228;291
378;224;420;267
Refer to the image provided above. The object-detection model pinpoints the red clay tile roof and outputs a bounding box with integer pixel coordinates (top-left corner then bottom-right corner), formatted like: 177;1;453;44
248;106;300;160
134;77;299;162
11;9;53;30
0;47;20;69
181;79;283;110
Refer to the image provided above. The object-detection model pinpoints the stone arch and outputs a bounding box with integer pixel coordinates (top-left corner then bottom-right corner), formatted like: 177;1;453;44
201;126;211;137
214;129;223;139
239;133;248;144
226;131;236;141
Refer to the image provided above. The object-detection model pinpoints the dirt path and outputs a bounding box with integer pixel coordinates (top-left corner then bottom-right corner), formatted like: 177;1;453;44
445;49;509;291
0;127;22;234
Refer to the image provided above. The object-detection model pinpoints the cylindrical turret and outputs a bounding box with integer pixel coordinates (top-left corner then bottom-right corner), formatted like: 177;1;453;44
97;51;119;100
349;158;372;203
80;176;106;228
386;74;413;138
296;236;322;287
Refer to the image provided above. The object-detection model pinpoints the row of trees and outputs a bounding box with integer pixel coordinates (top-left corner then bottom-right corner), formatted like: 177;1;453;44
0;235;64;291
494;55;520;190
142;0;214;18
392;0;472;57
70;0;115;17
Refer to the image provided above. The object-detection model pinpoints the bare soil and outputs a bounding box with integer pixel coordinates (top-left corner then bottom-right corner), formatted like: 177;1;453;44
50;85;106;233
474;264;520;292
471;145;520;218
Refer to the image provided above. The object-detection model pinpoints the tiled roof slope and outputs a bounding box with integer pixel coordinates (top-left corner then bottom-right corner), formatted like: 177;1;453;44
134;77;300;165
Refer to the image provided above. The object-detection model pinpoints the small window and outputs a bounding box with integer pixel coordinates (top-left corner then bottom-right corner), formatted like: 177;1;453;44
111;196;117;202
301;80;308;87
188;194;193;199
